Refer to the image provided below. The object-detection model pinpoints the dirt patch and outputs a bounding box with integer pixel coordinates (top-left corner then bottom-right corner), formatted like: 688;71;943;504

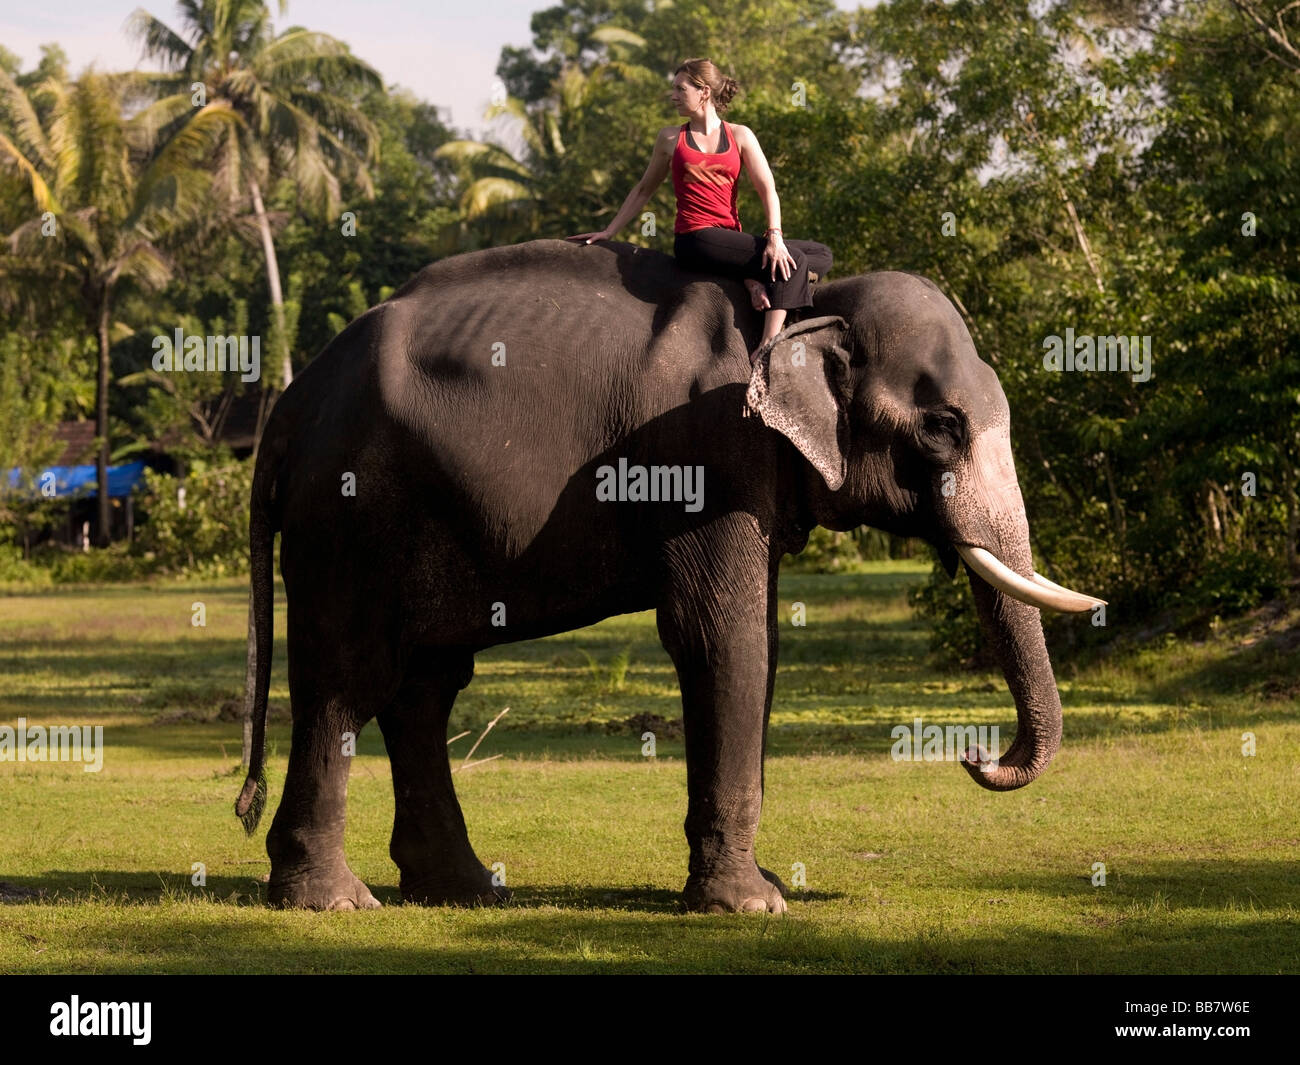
606;712;683;739
153;707;212;725
153;699;288;725
0;882;41;902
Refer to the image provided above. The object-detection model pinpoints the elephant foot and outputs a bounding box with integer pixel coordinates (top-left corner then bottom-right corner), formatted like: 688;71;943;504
684;864;789;914
400;867;511;908
268;863;382;911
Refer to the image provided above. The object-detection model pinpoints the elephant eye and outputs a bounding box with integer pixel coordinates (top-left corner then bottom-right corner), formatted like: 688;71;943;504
920;409;966;453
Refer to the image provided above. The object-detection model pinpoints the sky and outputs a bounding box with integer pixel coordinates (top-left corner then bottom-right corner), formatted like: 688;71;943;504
2;1;869;139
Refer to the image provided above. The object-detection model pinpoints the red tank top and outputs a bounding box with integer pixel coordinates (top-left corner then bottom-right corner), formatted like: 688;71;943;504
671;121;742;234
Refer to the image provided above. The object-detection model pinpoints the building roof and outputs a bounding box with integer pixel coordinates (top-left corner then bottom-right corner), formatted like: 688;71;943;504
53;390;267;464
53;421;96;466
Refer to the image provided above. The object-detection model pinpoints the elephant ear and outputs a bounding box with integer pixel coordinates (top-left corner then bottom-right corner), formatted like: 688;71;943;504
745;315;852;490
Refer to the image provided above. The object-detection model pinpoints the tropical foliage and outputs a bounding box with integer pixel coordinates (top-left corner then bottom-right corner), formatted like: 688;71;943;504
0;1;1295;660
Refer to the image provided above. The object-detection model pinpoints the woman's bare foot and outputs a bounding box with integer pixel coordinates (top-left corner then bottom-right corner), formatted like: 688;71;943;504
744;279;771;311
750;331;782;366
749;306;788;365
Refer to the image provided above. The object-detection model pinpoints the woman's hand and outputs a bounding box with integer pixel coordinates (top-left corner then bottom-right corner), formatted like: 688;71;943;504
763;233;796;282
566;230;611;245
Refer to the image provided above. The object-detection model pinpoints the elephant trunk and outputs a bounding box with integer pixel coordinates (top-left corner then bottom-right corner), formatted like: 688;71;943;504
949;428;1066;791
960;571;1062;791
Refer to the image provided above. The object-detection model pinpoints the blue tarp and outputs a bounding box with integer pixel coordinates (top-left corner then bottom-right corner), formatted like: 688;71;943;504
4;461;147;499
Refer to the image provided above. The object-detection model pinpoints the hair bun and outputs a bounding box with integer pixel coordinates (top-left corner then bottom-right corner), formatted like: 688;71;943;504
717;76;740;111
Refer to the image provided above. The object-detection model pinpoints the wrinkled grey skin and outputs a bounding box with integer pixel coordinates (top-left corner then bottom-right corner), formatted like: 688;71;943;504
235;237;1064;914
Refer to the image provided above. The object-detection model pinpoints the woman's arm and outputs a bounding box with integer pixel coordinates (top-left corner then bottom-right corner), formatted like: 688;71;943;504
736;125;796;281
567;127;676;243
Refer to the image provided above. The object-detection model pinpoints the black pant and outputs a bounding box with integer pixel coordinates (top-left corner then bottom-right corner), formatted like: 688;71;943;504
674;227;833;311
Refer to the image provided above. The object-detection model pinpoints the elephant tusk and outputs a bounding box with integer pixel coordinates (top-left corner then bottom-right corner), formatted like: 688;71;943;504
956;545;1106;613
1030;570;1107;607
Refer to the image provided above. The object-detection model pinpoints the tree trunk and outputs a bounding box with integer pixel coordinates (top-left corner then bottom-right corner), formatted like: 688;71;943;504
1100;451;1126;583
1057;184;1105;294
1204;479;1224;545
94;285;112;548
1020;112;1104;293
248;177;292;392
1283;458;1299;576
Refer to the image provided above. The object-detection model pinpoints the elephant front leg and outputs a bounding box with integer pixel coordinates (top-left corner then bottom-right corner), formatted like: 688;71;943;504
658;542;787;915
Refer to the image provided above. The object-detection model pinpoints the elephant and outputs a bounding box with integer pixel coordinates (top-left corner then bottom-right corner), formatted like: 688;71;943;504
234;237;1104;914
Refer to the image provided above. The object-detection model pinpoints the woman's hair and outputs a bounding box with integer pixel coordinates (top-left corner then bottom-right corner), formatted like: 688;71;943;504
674;58;740;114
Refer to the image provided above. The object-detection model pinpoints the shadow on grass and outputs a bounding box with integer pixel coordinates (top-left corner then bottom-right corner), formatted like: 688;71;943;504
973;859;1300;910
11;861;1296;913
4;869;1297;973
0;872;848;914
1146;636;1300;706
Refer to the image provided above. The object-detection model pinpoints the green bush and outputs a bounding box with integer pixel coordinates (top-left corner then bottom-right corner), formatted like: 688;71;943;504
783;527;866;572
0;543;51;585
0;542;154;586
46;543;151;583
907;561;986;665
1190;549;1287;615
135;458;253;576
784;527;923;573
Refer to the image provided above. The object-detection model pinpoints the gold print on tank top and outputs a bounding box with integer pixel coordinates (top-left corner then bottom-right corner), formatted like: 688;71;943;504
682;160;733;186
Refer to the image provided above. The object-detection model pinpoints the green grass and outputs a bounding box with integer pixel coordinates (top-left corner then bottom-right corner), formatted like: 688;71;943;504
1;561;1297;973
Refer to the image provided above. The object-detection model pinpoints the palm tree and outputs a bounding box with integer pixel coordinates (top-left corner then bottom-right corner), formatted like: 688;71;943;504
0;66;230;544
436;39;650;247
127;0;382;389
433;100;548;247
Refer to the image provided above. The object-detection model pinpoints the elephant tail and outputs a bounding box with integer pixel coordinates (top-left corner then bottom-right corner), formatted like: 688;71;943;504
235;448;278;835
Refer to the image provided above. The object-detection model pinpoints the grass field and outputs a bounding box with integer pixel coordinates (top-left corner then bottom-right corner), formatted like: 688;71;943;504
1;562;1297;973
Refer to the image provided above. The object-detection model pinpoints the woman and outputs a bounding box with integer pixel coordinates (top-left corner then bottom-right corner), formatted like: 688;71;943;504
567;58;832;364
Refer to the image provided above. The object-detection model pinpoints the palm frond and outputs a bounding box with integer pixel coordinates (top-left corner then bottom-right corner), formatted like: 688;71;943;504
283;89;379;162
124;8;195;71
0;132;58;213
483;96;544;157
260;94;337;214
544;111;565;158
60;75;132;221
254;29;382;93
106;239;172;289
0;68;54;171
556;64;589;115
460;176;537;221
434;139;533;179
588;25;647;51
125;92;201;152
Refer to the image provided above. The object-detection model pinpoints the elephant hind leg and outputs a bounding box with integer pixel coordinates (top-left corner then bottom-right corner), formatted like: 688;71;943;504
377;649;508;907
265;690;385;911
265;602;400;911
